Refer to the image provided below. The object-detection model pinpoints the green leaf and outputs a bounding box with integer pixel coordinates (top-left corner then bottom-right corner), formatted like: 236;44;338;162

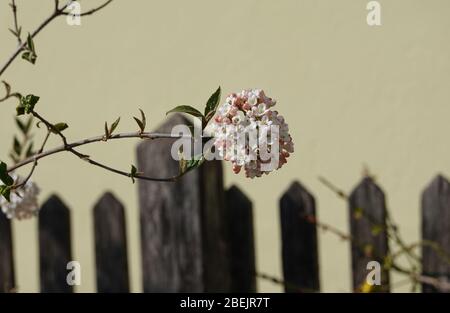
21;34;37;65
17;94;39;115
204;86;221;119
21;51;30;61
21;51;37;64
109;117;120;136
104;121;109;138
13;136;22;156
27;33;35;52
130;164;137;184
16;104;25;116
205;110;216;124
353;207;363;219
51;122;69;133
0;161;14;186
166;105;204;120
140;109;146;129
371;225;384;236
179;153;205;176
186;157;205;173
25;94;39;107
0;185;11;202
133;108;147;133
133;117;144;133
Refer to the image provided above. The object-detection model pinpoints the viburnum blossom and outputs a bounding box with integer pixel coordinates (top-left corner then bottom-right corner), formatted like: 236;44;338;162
206;89;294;178
0;174;40;220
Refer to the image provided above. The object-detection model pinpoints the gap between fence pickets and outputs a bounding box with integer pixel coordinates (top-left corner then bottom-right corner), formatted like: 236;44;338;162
0;174;450;292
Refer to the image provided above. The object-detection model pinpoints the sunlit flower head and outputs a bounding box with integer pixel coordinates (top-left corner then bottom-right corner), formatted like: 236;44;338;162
209;89;294;178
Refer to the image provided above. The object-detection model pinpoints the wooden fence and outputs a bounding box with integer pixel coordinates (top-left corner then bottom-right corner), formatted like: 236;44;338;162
0;115;449;293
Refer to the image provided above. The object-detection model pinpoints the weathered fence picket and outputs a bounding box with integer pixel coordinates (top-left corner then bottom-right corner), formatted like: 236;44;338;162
1;163;450;293
93;192;129;293
421;175;450;293
279;181;320;292
348;177;390;292
137;114;231;292
38;195;73;293
0;210;15;293
225;185;256;293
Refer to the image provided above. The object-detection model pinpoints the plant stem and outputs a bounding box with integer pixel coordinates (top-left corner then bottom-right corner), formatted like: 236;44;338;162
0;0;114;77
61;0;114;17
7;130;194;181
14;130;51;189
10;0;21;45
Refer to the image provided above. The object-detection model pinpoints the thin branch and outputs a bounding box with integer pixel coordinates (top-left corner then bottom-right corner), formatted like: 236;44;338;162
67;145;181;182
10;0;21;45
391;240;450;266
61;0;114;17
32;100;171;182
0;6;64;77
7;131;190;173
303;212;450;292
32;110;68;145
319;175;421;267
14;130;51;189
317;175;450;292
412;274;450;292
0;0;112;78
255;272;317;293
385;217;421;266
6;129;196;182
303;213;351;241
318;176;347;199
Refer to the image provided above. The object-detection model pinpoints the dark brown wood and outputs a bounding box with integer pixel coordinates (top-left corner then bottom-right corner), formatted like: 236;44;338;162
349;177;390;292
0;211;15;293
199;159;231;292
279;181;320;292
137;114;230;292
422;174;450;292
225;185;256;292
38;195;73;293
93;192;129;292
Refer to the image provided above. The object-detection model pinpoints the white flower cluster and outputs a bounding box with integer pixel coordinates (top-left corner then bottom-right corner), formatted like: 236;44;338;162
208;89;294;178
0;174;40;220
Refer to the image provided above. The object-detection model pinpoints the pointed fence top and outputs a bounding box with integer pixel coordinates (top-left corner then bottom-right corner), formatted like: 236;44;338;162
93;191;124;215
280;181;315;215
40;194;70;215
423;174;450;197
227;185;252;207
350;176;384;200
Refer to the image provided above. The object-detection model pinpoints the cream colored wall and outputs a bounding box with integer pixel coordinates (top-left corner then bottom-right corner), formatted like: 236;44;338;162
1;0;450;292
